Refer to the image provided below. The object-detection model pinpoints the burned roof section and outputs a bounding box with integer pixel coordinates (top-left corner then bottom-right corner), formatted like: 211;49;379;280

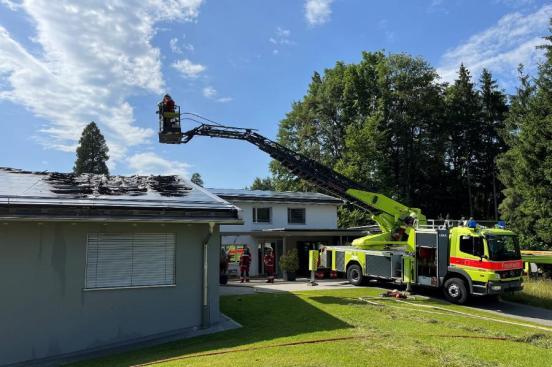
45;172;190;198
0;168;241;222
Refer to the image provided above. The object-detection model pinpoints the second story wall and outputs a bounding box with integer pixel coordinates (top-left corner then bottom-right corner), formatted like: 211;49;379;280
220;201;339;232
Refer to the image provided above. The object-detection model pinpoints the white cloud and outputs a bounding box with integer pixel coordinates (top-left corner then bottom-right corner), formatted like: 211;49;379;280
127;152;191;177
269;27;294;55
202;86;216;98
170;38;182;54
305;0;333;26
0;0;20;11
202;85;232;103
170;36;194;54
172;58;206;78
0;0;204;167
437;4;552;87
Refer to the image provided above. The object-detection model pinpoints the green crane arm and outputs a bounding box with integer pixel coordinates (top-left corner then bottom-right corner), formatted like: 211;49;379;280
346;189;426;233
159;121;425;247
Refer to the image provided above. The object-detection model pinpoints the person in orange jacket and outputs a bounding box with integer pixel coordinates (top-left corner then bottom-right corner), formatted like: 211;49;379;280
239;247;251;283
264;247;275;283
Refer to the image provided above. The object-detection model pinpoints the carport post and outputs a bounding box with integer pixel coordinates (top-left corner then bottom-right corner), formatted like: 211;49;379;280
202;222;215;328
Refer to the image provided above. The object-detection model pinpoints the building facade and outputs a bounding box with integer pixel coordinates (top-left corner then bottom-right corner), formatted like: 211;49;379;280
210;189;365;277
0;168;241;367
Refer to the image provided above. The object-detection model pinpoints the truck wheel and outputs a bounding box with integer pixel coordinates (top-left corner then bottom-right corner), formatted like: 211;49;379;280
443;278;468;304
347;264;365;286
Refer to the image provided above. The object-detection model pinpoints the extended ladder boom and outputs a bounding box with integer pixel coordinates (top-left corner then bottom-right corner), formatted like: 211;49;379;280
181;124;377;213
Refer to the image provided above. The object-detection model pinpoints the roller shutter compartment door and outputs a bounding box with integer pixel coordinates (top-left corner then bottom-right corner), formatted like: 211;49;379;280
85;233;176;289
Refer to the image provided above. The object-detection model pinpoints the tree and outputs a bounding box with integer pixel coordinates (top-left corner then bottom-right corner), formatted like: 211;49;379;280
271;52;450;226
444;64;483;218
497;21;552;249
478;69;508;219
191;173;204;187
248;177;275;191
73;122;109;175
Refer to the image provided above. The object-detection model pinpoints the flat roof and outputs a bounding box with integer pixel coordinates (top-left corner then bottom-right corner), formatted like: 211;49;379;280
208;188;343;204
0;168;241;222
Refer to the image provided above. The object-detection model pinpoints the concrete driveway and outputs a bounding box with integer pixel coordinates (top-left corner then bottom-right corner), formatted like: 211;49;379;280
219;278;355;296
466;298;552;327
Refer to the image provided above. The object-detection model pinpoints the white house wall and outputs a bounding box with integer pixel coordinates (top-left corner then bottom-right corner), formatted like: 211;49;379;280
221;201;339;277
220;202;339;232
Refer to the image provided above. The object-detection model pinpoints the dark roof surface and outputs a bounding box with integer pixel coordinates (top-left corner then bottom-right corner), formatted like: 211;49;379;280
0;168;240;222
208;188;343;204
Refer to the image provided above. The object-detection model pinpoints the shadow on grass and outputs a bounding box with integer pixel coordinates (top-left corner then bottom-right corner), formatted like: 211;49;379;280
69;292;352;367
309;296;368;306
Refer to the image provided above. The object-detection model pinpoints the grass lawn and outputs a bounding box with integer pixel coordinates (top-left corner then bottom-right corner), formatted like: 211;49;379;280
504;277;552;310
70;288;552;367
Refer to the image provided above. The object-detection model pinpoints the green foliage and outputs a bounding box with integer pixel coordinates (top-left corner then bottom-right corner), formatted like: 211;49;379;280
503;278;552;310
191;173;204;187
279;248;299;272
497;22;552;249
248;177;275;191
270;51;510;225
73;122;109;175
443;65;508;219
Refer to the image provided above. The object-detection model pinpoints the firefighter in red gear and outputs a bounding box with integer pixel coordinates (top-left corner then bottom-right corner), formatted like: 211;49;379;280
239;247;251;283
159;94;176;132
264;247;275;283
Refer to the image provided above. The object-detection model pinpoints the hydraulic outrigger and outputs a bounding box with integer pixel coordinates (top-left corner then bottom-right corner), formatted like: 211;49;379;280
158;107;524;304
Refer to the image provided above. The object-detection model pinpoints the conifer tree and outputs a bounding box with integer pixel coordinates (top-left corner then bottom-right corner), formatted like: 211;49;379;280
73;122;109;175
479;69;508;219
498;21;552;249
191;173;204;187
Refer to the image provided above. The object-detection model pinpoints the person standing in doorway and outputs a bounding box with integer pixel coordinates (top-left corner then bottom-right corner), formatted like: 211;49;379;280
264;247;275;283
239;247;251;283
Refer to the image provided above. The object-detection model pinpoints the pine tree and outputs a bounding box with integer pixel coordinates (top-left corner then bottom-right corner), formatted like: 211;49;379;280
444;64;482;217
479;69;508;219
191;173;204;187
73;122;109;175
497;21;552;249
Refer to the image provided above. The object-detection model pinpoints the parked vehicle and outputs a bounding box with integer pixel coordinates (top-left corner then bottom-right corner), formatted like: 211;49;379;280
158;113;524;304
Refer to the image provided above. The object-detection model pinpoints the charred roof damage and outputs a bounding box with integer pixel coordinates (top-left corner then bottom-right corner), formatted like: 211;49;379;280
0;168;241;223
45;172;191;197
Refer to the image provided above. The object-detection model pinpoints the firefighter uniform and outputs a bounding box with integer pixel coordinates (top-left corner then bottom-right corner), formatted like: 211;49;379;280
264;249;275;283
239;249;251;283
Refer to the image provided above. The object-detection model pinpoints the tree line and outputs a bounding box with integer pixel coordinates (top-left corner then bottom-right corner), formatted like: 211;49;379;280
251;22;552;249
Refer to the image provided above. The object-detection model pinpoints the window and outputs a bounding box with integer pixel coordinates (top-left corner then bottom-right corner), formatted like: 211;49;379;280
459;235;484;257
253;207;271;223
288;208;306;224
85;233;176;289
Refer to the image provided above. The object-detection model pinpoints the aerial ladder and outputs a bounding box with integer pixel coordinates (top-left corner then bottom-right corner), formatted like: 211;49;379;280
157;105;524;304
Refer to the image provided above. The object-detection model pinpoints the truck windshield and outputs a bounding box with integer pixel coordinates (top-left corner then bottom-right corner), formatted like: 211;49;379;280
485;235;521;261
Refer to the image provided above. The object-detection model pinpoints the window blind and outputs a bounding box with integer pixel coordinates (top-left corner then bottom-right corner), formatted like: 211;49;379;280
85;233;176;289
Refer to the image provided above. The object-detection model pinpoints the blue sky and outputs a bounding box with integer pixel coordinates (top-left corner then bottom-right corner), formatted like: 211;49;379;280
0;0;550;189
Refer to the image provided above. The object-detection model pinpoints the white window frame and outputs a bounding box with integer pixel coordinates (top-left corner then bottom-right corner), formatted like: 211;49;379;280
84;233;176;291
252;207;272;223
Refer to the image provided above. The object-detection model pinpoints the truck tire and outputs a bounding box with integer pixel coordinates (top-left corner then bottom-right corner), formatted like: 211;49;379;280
443;277;468;304
347;264;365;286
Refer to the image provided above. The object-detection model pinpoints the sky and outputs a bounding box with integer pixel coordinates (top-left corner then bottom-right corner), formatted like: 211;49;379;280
0;0;550;189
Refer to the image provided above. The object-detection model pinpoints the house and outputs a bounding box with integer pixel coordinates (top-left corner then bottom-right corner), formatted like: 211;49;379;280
210;189;366;277
0;168;242;367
